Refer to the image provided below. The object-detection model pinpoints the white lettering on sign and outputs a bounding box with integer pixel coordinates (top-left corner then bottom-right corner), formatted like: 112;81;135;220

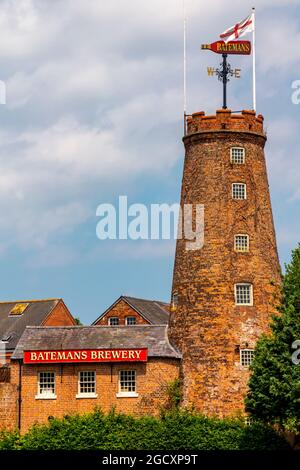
24;349;148;364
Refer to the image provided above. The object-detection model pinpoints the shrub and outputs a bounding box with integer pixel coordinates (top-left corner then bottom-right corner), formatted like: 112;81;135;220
0;430;20;450
0;409;290;450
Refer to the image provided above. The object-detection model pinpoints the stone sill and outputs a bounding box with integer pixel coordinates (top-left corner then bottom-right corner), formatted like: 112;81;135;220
76;394;98;399
116;392;139;398
35;395;57;400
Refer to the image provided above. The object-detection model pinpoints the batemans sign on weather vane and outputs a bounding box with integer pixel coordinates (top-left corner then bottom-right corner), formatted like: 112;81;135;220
202;40;251;55
201;10;256;110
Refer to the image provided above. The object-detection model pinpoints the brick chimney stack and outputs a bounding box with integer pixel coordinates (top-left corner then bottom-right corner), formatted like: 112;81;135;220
169;109;281;416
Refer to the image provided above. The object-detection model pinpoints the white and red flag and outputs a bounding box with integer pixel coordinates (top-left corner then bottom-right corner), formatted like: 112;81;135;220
220;13;254;43
219;9;256;110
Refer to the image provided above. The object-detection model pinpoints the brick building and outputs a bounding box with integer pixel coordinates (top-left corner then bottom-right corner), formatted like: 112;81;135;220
0;109;281;432
0;299;76;430
9;325;180;433
0;299;76;363
93;296;170;326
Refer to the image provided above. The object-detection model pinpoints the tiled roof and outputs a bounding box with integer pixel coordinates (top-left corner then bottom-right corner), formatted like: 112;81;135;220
0;299;61;352
12;325;181;360
93;296;170;325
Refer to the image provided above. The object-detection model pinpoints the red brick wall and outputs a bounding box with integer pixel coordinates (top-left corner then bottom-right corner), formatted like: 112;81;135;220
0;382;18;431
0;352;12;366
10;358;180;433
43;300;76;326
95;299;149;326
169;109;282;417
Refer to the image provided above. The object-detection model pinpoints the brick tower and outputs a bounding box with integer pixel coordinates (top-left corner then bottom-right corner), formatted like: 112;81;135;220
169;109;281;416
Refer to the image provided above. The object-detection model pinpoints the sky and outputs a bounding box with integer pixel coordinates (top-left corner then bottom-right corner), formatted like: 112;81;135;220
0;0;299;324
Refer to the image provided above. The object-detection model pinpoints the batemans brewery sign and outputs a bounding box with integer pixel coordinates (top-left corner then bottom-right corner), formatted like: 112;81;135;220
201;40;251;55
24;348;148;364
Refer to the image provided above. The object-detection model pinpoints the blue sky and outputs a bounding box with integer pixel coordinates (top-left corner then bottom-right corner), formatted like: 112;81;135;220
0;0;299;324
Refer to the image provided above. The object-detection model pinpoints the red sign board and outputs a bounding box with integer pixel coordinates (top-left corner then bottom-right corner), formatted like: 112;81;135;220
201;40;251;55
24;348;148;364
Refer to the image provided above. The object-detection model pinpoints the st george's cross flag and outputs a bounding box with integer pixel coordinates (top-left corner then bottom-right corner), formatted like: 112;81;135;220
220;13;254;43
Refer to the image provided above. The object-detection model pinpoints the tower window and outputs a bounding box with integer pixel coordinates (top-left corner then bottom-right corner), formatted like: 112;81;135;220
234;234;249;252
231;147;245;164
240;349;254;367
232;183;247;200
126;316;136;326
235;283;253;305
171;292;178;311
108;317;119;326
244;416;252;426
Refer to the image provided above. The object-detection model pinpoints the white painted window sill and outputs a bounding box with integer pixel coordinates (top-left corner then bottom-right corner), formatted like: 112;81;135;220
35;395;57;400
235;304;253;307
116;392;139;398
76;393;98;399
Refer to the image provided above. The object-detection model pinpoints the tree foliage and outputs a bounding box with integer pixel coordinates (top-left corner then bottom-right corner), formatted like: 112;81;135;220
164;378;183;411
245;243;300;433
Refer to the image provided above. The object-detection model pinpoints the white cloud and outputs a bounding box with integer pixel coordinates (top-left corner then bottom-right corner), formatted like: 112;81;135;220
0;0;61;58
266;117;300;201
258;18;300;72
0;0;298;265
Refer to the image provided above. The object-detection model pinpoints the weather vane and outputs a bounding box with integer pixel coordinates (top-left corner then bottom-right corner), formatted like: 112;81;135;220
201;40;251;109
201;10;255;110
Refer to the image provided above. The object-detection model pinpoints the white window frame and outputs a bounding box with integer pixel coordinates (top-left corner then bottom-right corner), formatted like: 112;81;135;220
116;370;138;398
108;317;119;326
76;370;98;399
240;349;255;367
125;316;137;326
36;371;56;400
230;147;245;164
232;183;247;200
235;283;253;306
244;416;252;426
234;234;250;252
171;292;179;310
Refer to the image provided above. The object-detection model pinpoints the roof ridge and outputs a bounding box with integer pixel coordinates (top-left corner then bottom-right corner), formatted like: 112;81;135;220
152;301;170;314
0;298;61;304
25;324;166;330
123;295;167;304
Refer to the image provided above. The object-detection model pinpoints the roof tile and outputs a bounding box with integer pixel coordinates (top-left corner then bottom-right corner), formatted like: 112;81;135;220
12;325;181;360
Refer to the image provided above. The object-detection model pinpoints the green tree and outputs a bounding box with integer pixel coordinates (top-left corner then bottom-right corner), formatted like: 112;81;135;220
245;243;300;433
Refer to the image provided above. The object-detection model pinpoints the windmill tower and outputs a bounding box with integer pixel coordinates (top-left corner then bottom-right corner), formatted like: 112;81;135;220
169;109;281;416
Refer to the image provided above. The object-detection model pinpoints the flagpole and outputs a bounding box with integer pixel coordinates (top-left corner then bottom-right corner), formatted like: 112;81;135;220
183;0;187;136
252;7;256;111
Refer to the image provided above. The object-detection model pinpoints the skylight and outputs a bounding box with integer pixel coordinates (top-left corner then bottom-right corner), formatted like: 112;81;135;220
9;303;29;316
